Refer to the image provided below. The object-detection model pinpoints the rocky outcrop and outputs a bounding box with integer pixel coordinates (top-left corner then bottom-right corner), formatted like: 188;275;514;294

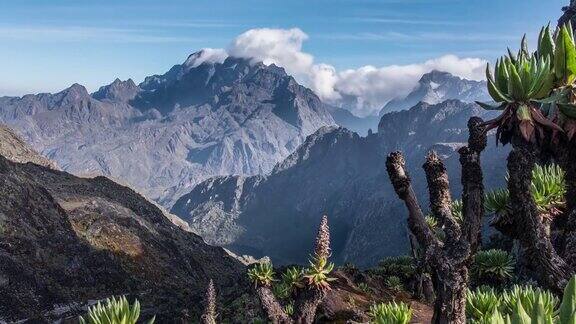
173;100;509;267
0;124;57;169
380;71;489;115
0;154;248;322
0;52;335;208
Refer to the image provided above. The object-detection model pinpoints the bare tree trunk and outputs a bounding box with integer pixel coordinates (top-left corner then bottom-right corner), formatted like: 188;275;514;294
385;117;487;324
293;290;325;324
553;140;576;267
506;137;573;293
430;265;468;324
256;286;293;324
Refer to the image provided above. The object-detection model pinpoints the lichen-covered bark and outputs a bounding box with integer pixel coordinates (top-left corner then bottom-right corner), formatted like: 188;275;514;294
424;151;461;246
256;286;293;324
506;137;573;293
386;117;487;324
459;117;487;255
293;289;325;324
553;140;576;268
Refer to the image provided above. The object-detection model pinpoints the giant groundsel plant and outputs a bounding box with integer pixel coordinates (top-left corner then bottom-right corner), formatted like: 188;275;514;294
478;35;560;144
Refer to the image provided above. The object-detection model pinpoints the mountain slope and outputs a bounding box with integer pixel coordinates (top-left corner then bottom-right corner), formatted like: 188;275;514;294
0;153;248;322
327;106;380;136
0;52;335;208
380;71;489;115
0;124;57;169
172;100;509;267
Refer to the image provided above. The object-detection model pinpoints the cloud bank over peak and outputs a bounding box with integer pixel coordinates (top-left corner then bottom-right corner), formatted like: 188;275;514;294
184;48;228;68
198;28;488;116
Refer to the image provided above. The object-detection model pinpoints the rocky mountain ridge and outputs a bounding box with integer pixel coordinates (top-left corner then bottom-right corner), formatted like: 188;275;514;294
0;125;254;322
380;70;490;115
0;52;335;208
172;99;509;267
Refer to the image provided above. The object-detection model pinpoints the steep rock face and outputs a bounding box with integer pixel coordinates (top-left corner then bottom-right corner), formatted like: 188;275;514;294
380;71;489;115
0;124;57;169
0;52;335;207
0;154;247;322
173;100;509;267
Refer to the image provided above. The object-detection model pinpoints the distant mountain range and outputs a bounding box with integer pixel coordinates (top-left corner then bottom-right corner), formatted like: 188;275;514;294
0;52;500;267
0;51;335;208
379;70;490;115
171;100;509;267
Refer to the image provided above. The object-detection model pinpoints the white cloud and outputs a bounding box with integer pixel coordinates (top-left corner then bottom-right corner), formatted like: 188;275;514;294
331;55;487;116
224;28;487;116
184;48;228;67
228;28;314;80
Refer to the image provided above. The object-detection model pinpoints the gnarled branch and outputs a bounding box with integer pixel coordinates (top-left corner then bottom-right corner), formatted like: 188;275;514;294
424;151;461;245
459;117;487;255
386;152;440;249
256;286;293;324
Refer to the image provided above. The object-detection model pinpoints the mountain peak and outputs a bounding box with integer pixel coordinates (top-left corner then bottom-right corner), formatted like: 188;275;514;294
183;48;228;68
92;78;139;102
380;70;489;115
419;70;456;83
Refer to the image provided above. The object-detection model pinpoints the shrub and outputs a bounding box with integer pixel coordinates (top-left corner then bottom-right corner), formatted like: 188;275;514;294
358;282;371;293
484;164;565;218
283;302;294;316
272;282;290;300
281;267;304;293
248;262;275;287
303;255;336;290
377;256;415;280
79;296;155;324
473;276;576;324
369;301;412;324
303;215;336;290
472;249;515;285
500;284;558;318
385;276;404;292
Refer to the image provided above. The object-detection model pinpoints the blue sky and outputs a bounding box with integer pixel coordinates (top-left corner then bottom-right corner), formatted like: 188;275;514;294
0;0;567;98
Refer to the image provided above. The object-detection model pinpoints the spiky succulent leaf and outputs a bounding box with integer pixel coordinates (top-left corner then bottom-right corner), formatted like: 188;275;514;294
485;188;509;216
475;101;506;111
466;287;501;321
472;249;515;282
304;256;336;290
508;63;526;101
496;58;510;93
530;164;566;215
79;296;154;324
369;301;412;324
487;63;512;102
281;266;304;291
248;262;276;287
501;285;558;318
538;25;555;62
559;276;576;323
555;24;576;84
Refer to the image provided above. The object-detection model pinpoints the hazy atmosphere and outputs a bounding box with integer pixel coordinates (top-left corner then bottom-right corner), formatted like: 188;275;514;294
2;1;576;323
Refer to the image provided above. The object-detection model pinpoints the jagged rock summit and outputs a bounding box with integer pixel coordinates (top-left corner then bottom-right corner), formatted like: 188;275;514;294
172;99;508;267
0;52;335;208
380;70;489;115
